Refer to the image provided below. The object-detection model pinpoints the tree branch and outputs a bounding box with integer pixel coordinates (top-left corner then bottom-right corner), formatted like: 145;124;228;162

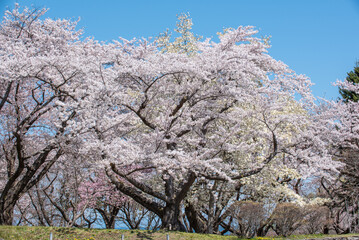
105;166;164;218
110;163;168;203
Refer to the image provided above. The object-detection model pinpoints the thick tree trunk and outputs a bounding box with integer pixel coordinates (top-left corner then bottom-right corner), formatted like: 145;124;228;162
161;204;186;231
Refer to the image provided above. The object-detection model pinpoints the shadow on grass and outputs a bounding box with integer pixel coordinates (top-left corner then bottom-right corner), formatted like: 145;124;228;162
55;227;77;235
136;231;155;239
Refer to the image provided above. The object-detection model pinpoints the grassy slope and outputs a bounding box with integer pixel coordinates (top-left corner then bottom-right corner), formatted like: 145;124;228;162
0;226;358;240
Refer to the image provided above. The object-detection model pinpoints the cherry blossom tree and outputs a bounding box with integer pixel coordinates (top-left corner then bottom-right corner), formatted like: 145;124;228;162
0;5;341;231
79;171;126;229
71;23;340;230
0;5;100;225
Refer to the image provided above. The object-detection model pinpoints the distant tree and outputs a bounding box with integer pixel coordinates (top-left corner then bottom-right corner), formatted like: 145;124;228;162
79;171;126;229
304;205;330;234
270;203;307;237
156;13;202;55
229;201;267;238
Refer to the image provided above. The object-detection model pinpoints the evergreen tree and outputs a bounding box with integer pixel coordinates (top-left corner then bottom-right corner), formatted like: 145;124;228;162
324;61;359;233
339;61;359;102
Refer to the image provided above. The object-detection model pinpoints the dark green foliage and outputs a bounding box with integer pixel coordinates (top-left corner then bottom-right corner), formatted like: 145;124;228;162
339;62;359;102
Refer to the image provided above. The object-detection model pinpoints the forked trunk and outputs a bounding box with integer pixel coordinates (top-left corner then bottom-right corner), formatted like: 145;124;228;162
161;204;186;231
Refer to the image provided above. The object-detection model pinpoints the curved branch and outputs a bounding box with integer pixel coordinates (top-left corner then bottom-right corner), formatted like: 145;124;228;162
110;163;168;203
105;166;164;218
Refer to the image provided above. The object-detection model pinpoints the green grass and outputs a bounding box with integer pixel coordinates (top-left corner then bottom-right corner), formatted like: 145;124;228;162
0;226;358;240
0;226;236;240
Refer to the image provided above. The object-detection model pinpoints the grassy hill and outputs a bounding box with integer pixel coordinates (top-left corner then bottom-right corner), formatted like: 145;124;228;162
0;226;358;240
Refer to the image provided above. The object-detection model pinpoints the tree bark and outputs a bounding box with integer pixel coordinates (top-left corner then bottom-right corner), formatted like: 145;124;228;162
0;201;15;225
206;192;215;234
184;201;206;233
162;203;186;231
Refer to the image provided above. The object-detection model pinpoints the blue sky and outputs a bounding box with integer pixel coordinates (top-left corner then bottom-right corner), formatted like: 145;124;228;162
1;0;358;100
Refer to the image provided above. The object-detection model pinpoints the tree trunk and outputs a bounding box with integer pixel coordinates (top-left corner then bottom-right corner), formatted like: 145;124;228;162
206;192;215;234
257;223;271;237
184;202;206;233
0;201;15;225
323;225;329;234
106;165;197;232
106;218;116;229
161;204;186;231
96;206;120;229
0;145;62;226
